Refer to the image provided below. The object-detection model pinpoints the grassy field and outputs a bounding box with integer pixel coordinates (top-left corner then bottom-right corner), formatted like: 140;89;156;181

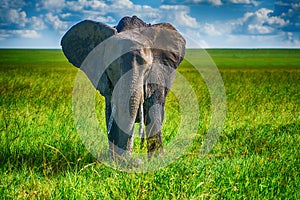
0;49;299;199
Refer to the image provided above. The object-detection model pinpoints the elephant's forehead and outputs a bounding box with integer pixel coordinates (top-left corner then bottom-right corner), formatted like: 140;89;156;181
115;31;151;48
100;33;152;67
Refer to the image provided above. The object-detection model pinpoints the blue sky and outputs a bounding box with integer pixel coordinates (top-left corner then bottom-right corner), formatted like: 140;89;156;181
0;0;299;48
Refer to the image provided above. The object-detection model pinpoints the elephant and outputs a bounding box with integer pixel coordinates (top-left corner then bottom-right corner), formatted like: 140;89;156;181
61;16;185;162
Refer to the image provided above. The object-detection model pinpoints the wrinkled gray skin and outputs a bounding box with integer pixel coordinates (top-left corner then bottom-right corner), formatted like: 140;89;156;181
61;16;185;161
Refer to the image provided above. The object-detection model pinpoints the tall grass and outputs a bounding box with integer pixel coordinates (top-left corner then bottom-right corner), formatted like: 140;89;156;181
0;49;299;199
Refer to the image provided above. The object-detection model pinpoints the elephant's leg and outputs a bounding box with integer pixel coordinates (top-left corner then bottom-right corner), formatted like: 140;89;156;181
108;120;134;159
126;130;134;157
147;130;163;158
105;96;116;158
144;94;165;159
106;96;134;160
108;120;119;158
118;128;134;158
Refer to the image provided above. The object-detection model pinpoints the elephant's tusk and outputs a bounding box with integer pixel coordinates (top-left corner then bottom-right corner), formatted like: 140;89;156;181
107;104;116;135
139;100;145;149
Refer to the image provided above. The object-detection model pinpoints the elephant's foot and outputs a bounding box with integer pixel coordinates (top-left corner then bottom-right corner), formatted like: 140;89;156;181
111;154;142;169
147;134;164;159
108;142;142;168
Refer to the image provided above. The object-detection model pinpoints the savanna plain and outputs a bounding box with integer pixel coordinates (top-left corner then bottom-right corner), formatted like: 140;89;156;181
0;49;299;199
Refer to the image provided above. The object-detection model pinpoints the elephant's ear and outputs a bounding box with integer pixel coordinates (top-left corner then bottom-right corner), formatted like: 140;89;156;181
61;20;117;68
151;23;186;69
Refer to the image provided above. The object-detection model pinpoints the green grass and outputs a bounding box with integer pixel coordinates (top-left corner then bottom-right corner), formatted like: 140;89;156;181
0;49;299;199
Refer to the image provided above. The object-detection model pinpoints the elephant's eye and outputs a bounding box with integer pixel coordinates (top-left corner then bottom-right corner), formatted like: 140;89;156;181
136;54;147;65
136;48;152;65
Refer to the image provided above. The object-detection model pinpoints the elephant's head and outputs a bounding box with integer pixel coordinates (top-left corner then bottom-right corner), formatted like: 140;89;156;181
61;16;185;161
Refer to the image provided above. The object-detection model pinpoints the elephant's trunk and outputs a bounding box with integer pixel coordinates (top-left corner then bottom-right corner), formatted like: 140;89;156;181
128;65;144;130
108;64;145;156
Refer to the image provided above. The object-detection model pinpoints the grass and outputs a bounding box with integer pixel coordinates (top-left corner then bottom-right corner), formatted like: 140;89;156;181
0;49;299;199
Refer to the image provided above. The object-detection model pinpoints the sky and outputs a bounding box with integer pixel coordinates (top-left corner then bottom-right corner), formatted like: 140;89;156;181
0;0;299;48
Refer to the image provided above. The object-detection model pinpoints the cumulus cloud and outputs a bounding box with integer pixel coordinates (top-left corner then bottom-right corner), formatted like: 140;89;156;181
175;12;200;28
1;0;26;9
0;7;46;34
284;32;300;45
226;0;258;6
86;15;116;24
159;5;200;28
45;13;68;31
0;30;11;40
0;9;27;27
190;0;222;6
183;29;211;48
292;3;300;9
110;0;134;9
60;13;72;19
0;29;41;39
163;0;222;6
65;0;159;24
1;0;298;48
30;16;46;30
63;1;200;29
106;1;160;22
164;0;264;6
13;30;41;38
66;0;107;11
163;0;260;6
232;8;289;35
201;23;222;35
37;0;66;12
0;0;47;40
272;0;300;32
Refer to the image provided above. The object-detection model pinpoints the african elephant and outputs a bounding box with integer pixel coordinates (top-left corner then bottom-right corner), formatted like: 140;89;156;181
61;16;185;161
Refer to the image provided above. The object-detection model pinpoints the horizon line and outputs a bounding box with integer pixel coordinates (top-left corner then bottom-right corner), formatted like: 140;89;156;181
1;47;300;50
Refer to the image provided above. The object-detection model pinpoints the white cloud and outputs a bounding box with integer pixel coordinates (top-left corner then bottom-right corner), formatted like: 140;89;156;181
166;0;261;6
1;0;25;9
184;31;211;48
66;0;107;11
227;0;259;6
189;0;222;6
30;16;46;30
224;33;300;48
0;30;11;40
90;0;107;9
173;11;200;28
65;1;83;11
247;24;273;34
292;3;300;9
13;30;41;38
0;30;41;39
159;5;200;28
38;0;65;12
0;8;47;31
110;0;134;9
108;1;159;21
202;23;222;35
233;8;289;35
66;0;158;23
0;9;27;27
90;15;116;24
17;0;198;33
273;1;300;32
60;13;72;18
284;32;300;46
66;1;200;29
158;5;187;11
45;13;68;31
207;0;222;6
